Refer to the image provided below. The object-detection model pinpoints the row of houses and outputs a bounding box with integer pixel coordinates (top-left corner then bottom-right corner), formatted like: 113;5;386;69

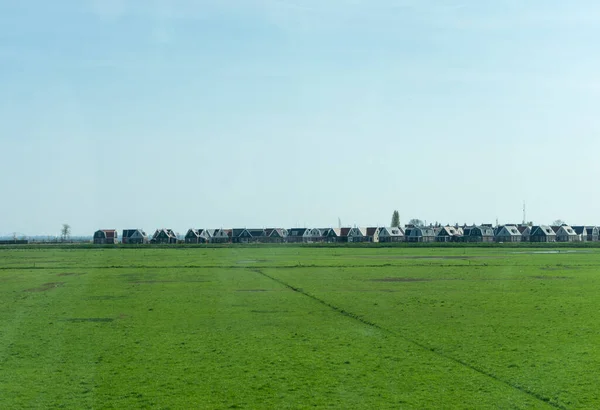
93;224;600;244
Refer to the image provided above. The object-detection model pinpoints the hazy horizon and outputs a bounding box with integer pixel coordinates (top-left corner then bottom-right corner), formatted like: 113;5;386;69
2;1;600;236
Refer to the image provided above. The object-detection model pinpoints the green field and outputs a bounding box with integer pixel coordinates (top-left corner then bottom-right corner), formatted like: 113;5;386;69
1;246;600;409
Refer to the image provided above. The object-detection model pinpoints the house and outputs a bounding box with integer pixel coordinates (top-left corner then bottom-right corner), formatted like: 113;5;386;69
264;228;288;243
347;227;368;243
321;228;340;243
462;225;495;243
530;225;557;242
305;228;324;243
232;229;265;243
231;229;246;243
93;229;118;245
248;229;266;242
122;229;148;244
287;228;309;243
436;226;462;242
518;225;532;242
337;227;352;243
494;225;522;242
185;229;211;244
365;227;381;243
210;229;232;243
378;227;404;243
554;225;579;242
406;227;436;243
573;226;599;242
151;229;178;244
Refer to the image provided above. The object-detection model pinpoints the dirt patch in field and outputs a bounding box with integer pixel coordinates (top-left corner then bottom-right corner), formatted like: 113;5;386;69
539;266;580;271
237;289;270;292
132;280;210;284
251;310;287;314
370;278;433;282
57;272;86;277
358;255;495;260
531;276;571;280
85;295;127;300
62;318;114;323
24;282;65;292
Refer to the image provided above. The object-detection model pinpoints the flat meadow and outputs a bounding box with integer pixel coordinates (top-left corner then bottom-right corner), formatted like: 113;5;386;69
1;245;600;409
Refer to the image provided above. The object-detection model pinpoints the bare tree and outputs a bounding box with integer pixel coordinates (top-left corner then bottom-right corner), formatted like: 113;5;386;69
61;224;71;242
408;219;424;227
552;219;565;226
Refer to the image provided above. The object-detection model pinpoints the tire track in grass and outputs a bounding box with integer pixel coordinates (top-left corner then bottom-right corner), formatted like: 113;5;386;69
251;268;564;410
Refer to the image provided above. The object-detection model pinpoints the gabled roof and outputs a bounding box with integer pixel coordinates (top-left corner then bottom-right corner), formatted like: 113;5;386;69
186;229;200;238
531;225;556;236
572;226;598;235
496;225;521;236
555;225;577;236
437;226;461;237
379;227;404;237
366;227;380;236
339;228;351;237
123;229;146;238
248;229;266;237
267;228;288;237
322;228;338;237
232;229;246;237
288;228;308;237
153;228;177;239
348;227;366;236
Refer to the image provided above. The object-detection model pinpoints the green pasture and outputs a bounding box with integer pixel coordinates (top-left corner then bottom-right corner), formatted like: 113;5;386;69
1;246;599;409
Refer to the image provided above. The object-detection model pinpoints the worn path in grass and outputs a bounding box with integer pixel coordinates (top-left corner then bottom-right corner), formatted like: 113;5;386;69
1;247;598;408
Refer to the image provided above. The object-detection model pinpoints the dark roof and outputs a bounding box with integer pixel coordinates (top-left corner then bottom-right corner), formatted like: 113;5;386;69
248;229;265;237
339;228;351;236
288;228;308;237
123;229;145;238
366;227;379;236
322;228;337;237
532;226;556;236
186;229;200;238
232;229;246;237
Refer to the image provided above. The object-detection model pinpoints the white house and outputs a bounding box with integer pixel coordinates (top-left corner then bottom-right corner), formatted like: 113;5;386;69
378;227;404;242
495;225;522;242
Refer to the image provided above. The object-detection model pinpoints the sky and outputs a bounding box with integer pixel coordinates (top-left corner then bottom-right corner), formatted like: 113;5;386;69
1;0;600;236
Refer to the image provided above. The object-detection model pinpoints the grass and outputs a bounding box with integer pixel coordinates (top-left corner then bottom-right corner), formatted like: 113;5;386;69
1;246;599;408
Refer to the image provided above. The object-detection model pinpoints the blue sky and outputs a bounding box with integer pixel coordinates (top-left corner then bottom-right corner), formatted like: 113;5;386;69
2;0;600;236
